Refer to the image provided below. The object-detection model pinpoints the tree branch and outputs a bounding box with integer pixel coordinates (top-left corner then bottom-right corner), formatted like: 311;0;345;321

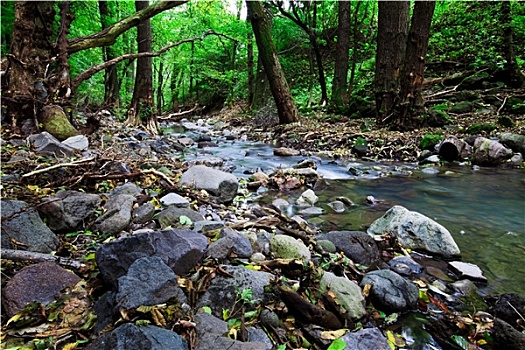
1;249;86;270
68;0;188;54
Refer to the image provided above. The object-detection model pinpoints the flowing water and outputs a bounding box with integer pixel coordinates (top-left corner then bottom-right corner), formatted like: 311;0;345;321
183;137;525;296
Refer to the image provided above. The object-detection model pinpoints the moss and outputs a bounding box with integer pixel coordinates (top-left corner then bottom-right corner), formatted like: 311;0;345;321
419;134;444;150
466;123;496;135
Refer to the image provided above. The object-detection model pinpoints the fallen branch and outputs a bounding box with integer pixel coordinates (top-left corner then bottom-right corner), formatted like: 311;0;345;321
21;157;96;178
1;249;86;270
158;104;199;120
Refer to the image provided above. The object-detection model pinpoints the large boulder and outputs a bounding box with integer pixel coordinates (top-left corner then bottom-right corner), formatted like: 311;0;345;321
500;133;525;156
96;229;208;288
471;137;513;166
40;105;78;141
1;200;59;253
180;165;238;203
367;205;460;257
2;262;80;317
38;190;101;232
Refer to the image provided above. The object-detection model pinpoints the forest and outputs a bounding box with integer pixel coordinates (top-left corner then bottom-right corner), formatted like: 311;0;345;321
1;1;525;350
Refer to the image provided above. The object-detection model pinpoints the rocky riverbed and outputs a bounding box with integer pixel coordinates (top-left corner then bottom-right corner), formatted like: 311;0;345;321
1;112;525;350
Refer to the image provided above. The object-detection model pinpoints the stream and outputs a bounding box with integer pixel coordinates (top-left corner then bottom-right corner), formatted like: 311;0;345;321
180;134;525;296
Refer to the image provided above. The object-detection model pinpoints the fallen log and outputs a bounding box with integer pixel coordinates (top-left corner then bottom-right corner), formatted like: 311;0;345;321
1;249;86;270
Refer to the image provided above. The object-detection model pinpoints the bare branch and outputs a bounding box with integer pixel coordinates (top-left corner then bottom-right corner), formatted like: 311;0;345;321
1;249;86;270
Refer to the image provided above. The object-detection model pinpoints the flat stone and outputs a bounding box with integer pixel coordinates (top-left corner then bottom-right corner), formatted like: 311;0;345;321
449;261;487;283
160;193;189;207
180;165;238;203
62;134;89;151
28;131;75;156
274;147;300;156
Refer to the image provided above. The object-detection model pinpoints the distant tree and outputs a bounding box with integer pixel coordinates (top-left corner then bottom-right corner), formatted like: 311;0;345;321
98;0;120;107
500;0;525;88
331;1;351;109
126;0;157;133
246;0;299;124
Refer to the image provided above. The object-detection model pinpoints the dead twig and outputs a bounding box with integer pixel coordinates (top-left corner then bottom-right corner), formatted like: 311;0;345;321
1;248;86;270
497;95;508;116
21;156;96;178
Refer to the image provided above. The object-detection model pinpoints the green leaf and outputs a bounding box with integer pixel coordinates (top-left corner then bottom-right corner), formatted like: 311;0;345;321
451;335;469;350
179;215;192;226
202;306;212;314
327;338;346;350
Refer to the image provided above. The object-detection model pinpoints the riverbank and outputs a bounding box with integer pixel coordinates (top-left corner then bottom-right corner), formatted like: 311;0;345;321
1;112;524;349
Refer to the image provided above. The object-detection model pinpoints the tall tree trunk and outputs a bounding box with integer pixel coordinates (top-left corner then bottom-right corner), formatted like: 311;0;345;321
247;19;254;108
246;0;299;124
126;0;157;134
4;1;55;133
501;0;525;88
157;61;164;112
393;1;436;130
331;0;351;109
348;1;365;95
98;0;120;107
375;1;409;125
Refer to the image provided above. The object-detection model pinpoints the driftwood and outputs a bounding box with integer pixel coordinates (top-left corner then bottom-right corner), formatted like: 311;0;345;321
21;156;96;178
1;249;86;270
438;135;471;162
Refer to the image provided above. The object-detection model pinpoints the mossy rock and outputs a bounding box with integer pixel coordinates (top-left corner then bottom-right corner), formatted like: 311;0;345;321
450;101;473;114
505;97;525;114
39;105;78;141
420;134;444;150
427;110;451;127
466;123;496;135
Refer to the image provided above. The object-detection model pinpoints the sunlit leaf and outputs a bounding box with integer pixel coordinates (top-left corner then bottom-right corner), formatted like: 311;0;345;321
201;306;212;314
327;338;346;350
321;329;348;340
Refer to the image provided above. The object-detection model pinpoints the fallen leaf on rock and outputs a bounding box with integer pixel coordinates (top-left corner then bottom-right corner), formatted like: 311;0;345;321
320;329;348;340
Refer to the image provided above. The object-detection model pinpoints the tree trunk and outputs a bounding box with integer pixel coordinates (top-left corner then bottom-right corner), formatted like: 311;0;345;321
375;1;409;125
331;0;351;109
392;0;436;130
98;0;120;107
247;20;254;108
348;1;365;95
501;0;525;88
157;61;164;112
3;1;55;133
247;0;299;124
126;0;157;134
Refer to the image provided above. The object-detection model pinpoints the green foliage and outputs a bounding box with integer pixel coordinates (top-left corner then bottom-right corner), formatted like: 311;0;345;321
420;134;443;150
0;1;15;54
466;123;496;135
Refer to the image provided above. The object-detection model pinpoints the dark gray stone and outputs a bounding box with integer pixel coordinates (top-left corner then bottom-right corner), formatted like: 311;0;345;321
194;312;228;337
388;256;423;276
1;200;59;252
360;269;419;313
492;318;525;350
2;262;80;317
62;135;89;151
86;323;188;350
38;190;101;231
196;265;271;318
93;291;118;334
108;182;142;197
94;194;135;234
156;206;205;229
132;202;155;224
500;133;525;155
96;229;208;288
340;328;390;350
193;220;225;234
116;256;187;310
28;131;75;156
207;227;253;259
180;165;238;203
315;230;380;266
489;294;525;329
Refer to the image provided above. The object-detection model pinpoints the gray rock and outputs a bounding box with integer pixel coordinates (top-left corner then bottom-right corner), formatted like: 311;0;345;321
259;309;280;329
28;131;75;156
367;205;460;257
340;328;390;350
160;193;189;207
38;190;101;231
296;189;318;206
94;194;135;234
207;228;253;259
1;200;59;253
449;261;487;283
96;229;208;288
388;256;423;276
270;234;311;260
327;200;346;213
451;279;478;295
315;231;380;266
180;165;238;203
316;239;337;253
509;153;523;166
132;203;155;224
492;318;525;350
156;206;205;229
196;265;271;318
116;257;187;310
93;291;118;333
86;323;188;350
274;147;300;156
194;312;228;336
471;137;513;166
62;134;89;151
500;133;525;155
108;182;142;197
196;334;268;350
298;207;324;215
489;294;525;329
2;262;80;317
193;220;225;234
101;161;131;175
320;272;366;320
246;327;273;349
360;269;419;313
